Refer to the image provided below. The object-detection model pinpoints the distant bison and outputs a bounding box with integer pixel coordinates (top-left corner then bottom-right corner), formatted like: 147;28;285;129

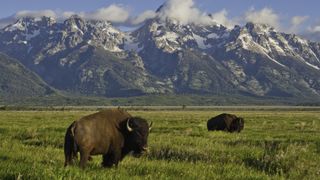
207;113;244;132
64;108;152;168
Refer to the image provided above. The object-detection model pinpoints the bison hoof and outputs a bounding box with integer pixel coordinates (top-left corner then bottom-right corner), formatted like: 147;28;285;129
88;156;93;161
102;162;113;168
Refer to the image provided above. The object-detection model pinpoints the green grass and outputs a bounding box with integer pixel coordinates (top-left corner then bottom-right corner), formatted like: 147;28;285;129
0;110;320;179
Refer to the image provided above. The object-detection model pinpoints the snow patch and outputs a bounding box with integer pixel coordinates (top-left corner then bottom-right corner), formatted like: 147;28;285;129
155;31;180;53
193;33;211;49
207;33;219;39
161;32;179;42
264;53;286;67
182;35;194;41
296;37;308;45
104;45;122;52
27;46;33;54
102;26;120;35
124;34;144;52
4;21;25;31
72;25;83;35
304;61;320;70
238;33;252;49
268;37;285;55
19;41;27;44
25;29;40;40
308;50;320;63
237;32;286;67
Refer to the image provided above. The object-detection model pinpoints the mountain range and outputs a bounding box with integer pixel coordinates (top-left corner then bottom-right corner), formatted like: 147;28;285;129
0;12;320;105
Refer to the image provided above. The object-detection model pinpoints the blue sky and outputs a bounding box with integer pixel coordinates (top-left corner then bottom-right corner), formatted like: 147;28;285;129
0;0;318;18
0;0;319;35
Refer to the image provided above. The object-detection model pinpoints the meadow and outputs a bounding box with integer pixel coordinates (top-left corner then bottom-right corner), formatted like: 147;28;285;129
0;109;319;179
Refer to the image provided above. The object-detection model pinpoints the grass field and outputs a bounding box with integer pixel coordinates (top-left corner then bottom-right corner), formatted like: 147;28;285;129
0;109;319;179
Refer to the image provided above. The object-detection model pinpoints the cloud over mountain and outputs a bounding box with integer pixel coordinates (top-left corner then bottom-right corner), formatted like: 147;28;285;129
15;10;57;19
210;9;237;28
81;5;129;23
130;10;157;25
0;0;316;41
289;16;309;33
0;4;131;27
157;0;212;25
244;8;280;29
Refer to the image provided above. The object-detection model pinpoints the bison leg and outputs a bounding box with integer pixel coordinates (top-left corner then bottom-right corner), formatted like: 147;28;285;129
102;150;121;168
69;150;79;165
112;149;121;167
79;149;90;169
102;153;113;167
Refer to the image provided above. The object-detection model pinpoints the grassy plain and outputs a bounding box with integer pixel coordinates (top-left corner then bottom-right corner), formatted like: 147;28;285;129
0;109;319;179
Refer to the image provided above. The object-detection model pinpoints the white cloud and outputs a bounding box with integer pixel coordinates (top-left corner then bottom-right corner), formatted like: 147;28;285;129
291;16;309;27
157;0;212;25
289;16;309;33
298;18;320;41
131;10;156;25
14;10;57;19
83;5;129;23
309;26;320;32
305;19;320;34
0;4;131;28
60;11;77;19
210;9;237;28
0;0;313;35
244;8;280;29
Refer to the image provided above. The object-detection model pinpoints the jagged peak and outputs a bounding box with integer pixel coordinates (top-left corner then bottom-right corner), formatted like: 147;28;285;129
62;15;116;30
66;14;83;20
3;18;32;31
244;22;276;34
3;16;57;32
15;16;56;24
64;15;85;24
63;15;87;32
156;4;164;13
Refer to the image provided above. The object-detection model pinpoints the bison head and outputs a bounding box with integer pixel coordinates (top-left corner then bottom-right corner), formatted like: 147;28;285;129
230;117;244;132
238;117;244;132
125;117;152;156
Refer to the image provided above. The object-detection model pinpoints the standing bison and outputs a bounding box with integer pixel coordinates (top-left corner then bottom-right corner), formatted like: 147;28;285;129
207;113;244;132
64;108;152;168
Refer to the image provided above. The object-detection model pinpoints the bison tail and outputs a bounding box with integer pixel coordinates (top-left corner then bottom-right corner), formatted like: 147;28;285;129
64;121;78;167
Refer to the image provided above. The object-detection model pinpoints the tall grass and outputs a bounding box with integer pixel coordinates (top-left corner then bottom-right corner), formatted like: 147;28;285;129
0;110;319;179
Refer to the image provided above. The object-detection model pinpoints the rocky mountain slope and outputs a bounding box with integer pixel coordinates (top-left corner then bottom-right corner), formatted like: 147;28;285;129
0;16;169;97
128;17;320;97
0;14;320;99
0;53;54;99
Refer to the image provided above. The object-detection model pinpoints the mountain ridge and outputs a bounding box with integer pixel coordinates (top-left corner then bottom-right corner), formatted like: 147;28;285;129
0;14;320;102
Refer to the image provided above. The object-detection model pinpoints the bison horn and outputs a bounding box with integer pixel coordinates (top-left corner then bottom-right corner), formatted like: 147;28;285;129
127;118;133;132
142;146;150;153
149;122;153;131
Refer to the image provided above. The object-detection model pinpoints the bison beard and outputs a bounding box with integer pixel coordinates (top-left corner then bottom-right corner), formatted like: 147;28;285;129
207;113;244;133
64;109;152;168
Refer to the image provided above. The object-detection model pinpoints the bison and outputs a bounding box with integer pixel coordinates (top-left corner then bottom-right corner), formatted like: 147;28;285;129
207;113;244;132
64;108;152;168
